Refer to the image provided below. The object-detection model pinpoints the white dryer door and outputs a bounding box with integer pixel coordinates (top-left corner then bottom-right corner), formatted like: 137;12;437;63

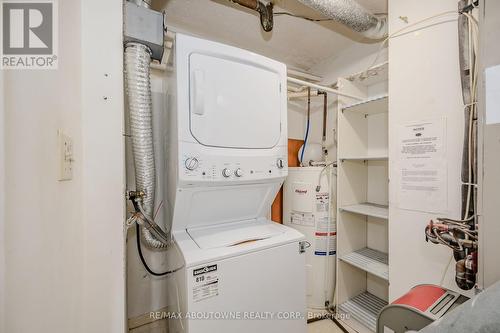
189;53;282;149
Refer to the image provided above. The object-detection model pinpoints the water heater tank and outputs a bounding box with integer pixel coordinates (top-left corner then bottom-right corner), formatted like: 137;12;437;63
283;166;336;311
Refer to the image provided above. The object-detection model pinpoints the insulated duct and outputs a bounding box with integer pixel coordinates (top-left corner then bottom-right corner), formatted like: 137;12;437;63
296;0;387;39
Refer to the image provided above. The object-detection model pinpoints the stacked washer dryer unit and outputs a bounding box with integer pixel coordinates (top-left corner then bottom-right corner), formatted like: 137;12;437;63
166;34;307;333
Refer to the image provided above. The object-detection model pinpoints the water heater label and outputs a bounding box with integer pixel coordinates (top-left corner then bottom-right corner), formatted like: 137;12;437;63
315;193;329;212
290;212;315;226
192;264;219;302
314;232;336;256
316;216;336;233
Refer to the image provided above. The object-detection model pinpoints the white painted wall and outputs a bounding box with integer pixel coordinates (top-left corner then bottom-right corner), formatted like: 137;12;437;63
0;54;5;333
2;1;85;331
388;0;473;300
81;0;126;331
311;43;388;87
478;0;500;290
1;0;126;332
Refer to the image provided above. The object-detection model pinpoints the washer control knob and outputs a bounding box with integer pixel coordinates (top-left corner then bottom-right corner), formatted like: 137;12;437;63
276;158;285;169
234;168;244;177
185;157;199;171
222;168;232;178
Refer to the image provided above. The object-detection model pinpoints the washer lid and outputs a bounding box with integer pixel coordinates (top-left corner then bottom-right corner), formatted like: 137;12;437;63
187;219;284;249
189;52;282;149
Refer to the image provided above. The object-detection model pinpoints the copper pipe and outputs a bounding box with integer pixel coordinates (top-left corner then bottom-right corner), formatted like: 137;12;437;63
307;87;311;121
231;0;258;10
320;91;327;143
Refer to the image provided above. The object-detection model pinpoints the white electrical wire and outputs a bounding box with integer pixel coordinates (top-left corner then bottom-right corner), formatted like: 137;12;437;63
463;4;479;221
316;162;336;192
309;165;338;312
323;166;334;308
365;10;458;74
440;254;454;287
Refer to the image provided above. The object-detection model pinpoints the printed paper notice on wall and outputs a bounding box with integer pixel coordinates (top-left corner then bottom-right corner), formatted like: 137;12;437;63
398;119;447;213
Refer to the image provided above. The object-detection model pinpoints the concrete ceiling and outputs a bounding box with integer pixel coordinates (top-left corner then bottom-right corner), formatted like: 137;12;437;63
154;0;387;72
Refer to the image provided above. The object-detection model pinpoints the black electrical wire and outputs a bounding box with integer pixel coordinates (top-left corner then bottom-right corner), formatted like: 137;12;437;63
135;223;181;276
274;11;332;22
325;307;350;333
274;11;387;22
330;316;349;333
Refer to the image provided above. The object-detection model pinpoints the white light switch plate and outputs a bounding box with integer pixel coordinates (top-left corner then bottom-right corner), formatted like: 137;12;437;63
58;130;73;181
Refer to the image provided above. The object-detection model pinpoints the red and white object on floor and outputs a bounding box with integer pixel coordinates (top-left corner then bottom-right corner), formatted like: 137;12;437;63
377;285;469;333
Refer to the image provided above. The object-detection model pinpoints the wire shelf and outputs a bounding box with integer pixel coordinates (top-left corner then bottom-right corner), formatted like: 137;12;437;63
340;248;389;281
338;292;388;332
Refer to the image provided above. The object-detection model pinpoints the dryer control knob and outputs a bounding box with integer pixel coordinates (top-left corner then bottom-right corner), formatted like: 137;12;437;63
276;158;285;169
222;168;232;178
185;157;199;171
235;168;243;177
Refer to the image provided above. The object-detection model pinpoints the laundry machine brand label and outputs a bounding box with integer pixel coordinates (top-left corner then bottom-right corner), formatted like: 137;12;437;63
193;264;217;276
192;264;219;302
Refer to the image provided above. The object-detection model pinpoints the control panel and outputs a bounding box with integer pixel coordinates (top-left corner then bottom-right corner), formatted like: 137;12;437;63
180;153;287;183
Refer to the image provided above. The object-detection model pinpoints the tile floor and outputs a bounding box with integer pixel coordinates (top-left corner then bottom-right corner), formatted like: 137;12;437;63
129;317;350;333
307;319;343;333
129;319;168;333
307;319;347;333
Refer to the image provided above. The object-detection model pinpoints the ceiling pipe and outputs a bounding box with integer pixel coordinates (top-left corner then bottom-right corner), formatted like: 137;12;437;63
287;76;363;100
288;90;319;99
229;0;274;31
296;0;388;39
287;68;323;82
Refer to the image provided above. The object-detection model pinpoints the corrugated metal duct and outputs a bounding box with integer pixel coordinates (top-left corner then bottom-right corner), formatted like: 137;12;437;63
296;0;388;39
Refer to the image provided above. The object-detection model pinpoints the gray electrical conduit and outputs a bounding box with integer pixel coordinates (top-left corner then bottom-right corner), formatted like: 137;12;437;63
296;0;388;39
125;42;170;249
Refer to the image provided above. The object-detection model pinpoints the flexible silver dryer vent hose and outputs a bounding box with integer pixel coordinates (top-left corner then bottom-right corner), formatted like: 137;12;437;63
130;0;151;8
125;42;168;249
296;0;387;39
